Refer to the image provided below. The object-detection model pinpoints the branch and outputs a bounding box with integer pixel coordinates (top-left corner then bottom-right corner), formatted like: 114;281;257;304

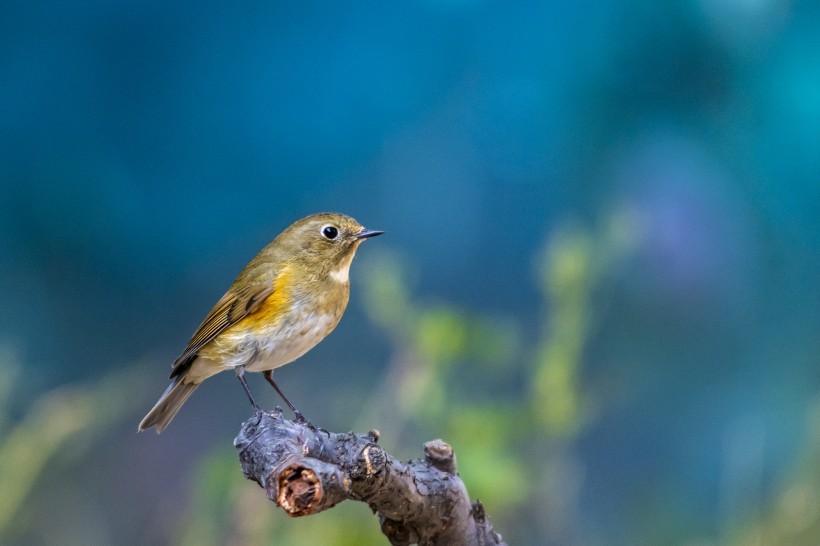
234;409;506;546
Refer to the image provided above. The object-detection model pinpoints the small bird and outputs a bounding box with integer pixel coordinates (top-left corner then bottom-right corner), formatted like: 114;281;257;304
139;212;383;433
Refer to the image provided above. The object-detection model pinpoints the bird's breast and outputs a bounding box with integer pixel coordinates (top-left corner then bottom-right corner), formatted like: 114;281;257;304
203;280;349;372
243;307;341;372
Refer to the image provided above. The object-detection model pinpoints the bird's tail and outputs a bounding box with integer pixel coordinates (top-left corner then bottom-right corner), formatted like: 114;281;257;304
138;379;199;434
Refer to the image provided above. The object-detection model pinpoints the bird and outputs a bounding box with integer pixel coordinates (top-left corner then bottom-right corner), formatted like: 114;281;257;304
138;212;383;433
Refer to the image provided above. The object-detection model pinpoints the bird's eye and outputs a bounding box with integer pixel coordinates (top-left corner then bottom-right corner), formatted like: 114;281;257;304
322;225;338;240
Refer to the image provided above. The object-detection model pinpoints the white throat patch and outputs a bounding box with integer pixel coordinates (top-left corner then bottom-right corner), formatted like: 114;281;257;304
329;265;350;283
329;248;357;283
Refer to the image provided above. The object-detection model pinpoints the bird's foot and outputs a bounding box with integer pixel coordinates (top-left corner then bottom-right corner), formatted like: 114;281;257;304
292;410;316;429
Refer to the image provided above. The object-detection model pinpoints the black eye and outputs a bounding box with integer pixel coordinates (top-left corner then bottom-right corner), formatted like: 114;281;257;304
322;225;338;240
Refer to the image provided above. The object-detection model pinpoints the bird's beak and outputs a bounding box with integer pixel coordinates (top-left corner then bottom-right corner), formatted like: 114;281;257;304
356;228;384;239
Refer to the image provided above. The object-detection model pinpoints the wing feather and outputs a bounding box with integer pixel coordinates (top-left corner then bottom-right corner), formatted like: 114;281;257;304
170;284;275;378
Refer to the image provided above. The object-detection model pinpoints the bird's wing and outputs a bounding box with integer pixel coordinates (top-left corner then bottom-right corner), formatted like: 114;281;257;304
169;284;275;379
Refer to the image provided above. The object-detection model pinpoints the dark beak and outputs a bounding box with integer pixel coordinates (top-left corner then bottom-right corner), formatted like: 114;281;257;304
356;228;384;239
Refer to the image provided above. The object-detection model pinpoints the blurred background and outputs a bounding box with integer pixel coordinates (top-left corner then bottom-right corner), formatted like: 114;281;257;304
2;0;820;544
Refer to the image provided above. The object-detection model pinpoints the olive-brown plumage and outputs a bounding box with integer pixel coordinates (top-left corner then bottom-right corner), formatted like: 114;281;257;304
138;212;383;433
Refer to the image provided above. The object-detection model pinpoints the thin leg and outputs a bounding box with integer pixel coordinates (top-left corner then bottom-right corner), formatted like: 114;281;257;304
263;370;305;422
235;366;260;410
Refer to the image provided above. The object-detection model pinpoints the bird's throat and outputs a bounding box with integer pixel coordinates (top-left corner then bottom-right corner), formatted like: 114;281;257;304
329;252;356;284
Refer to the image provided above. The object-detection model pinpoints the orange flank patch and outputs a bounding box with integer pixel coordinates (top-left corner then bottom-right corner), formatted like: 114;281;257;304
236;266;293;331
193;266;297;369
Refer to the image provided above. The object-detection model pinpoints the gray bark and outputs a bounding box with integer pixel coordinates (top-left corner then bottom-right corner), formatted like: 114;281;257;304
234;409;507;546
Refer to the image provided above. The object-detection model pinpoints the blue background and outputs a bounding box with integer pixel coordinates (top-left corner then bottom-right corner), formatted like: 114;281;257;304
2;0;820;544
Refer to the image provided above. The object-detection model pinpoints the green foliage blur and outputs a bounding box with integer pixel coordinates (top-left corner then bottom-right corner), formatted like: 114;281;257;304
3;1;820;541
3;211;819;545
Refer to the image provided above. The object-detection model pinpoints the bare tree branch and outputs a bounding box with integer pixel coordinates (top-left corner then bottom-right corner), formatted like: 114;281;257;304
234;409;506;545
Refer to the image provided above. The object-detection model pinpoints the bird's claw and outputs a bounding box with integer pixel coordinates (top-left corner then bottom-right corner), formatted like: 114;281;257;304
292;411;316;429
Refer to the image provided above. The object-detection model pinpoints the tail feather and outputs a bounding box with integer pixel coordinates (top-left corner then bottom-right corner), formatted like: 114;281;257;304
138;379;199;433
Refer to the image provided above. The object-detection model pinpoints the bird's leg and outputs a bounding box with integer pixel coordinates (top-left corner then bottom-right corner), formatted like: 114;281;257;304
235;365;260;411
262;370;305;423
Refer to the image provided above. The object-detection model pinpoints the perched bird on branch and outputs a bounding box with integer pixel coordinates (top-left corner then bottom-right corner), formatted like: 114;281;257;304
139;212;383;433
